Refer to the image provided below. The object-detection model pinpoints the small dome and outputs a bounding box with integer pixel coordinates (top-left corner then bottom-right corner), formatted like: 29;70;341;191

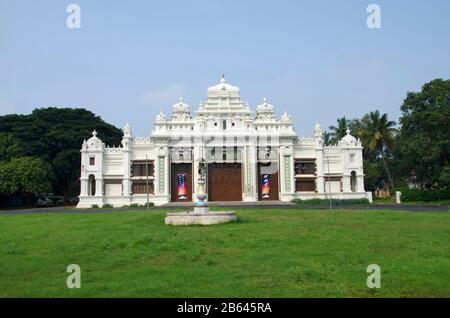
172;97;190;113
280;111;293;122
156;109;167;122
86;130;103;148
207;75;240;97
256;97;274;113
341;127;357;144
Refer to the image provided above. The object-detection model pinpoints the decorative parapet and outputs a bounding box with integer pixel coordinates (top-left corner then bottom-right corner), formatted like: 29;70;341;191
105;147;124;154
324;145;343;153
133;137;152;144
297;137;317;144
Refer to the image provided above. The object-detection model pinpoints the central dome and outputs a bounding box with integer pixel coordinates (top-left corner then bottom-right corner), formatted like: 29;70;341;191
207;75;240;98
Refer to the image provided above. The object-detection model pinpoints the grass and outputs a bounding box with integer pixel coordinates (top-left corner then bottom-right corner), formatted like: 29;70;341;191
0;208;449;298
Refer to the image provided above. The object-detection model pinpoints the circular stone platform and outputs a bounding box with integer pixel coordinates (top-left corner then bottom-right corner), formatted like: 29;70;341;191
165;211;237;226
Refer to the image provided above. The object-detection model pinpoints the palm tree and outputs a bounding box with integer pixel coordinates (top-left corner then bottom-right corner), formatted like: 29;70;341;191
329;117;351;144
322;130;332;146
359;110;397;190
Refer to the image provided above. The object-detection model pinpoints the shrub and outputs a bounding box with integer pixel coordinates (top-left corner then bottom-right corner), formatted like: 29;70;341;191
102;204;113;208
291;198;370;205
140;202;154;207
129;203;139;208
396;188;450;202
91;204;99;209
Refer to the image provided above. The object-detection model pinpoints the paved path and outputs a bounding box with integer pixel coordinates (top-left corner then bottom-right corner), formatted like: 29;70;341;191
0;202;448;216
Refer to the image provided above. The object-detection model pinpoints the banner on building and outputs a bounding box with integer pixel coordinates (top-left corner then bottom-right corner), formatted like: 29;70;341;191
177;174;187;199
261;174;270;199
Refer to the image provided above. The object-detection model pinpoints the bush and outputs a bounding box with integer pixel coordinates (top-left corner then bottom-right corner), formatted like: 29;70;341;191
91;204;99;208
396;188;450;202
102;204;113;208
291;198;370;205
140;202;154;207
129;203;139;208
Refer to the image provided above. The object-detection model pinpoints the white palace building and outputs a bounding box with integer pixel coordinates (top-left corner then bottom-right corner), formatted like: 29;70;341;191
77;76;371;208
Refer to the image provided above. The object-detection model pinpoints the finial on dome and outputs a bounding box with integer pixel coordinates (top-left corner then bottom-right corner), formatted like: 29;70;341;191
92;130;97;137
179;97;183;103
346;127;351;135
220;74;226;84
263;97;267;103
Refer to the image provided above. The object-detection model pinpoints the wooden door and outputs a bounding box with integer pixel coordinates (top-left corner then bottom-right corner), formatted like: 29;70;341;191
207;163;242;201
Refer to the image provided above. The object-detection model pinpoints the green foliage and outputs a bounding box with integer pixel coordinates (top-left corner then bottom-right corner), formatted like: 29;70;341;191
359;110;397;157
398;79;450;188
91;204;99;209
129;203;140;208
102;204;113;208
328;117;361;145
0;133;24;162
0;157;52;194
397;188;450;202
291;198;370;205
0;108;123;199
438;166;450;189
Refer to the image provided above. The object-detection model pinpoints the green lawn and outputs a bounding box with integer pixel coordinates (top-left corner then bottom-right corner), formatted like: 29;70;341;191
0;208;449;297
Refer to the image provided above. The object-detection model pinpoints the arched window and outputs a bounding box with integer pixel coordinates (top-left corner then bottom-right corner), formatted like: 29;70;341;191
88;174;96;196
222;120;227;130
350;171;357;192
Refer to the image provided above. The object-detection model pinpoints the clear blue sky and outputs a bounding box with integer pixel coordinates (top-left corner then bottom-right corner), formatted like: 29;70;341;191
1;0;449;137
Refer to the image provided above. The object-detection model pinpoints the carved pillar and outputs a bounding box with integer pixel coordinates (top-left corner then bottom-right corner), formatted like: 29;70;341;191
316;147;325;194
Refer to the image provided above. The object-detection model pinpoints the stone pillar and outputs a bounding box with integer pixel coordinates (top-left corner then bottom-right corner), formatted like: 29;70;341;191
122;149;131;197
342;175;351;193
357;175;365;192
316;148;325;193
192;143;202;202
156;146;169;196
243;143;257;201
164;151;170;196
396;191;401;204
80;177;88;196
95;177;103;197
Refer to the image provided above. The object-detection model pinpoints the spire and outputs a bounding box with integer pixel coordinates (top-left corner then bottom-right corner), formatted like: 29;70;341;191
314;122;323;139
123;122;132;138
92;130;97;137
220;74;226;84
346;126;351;135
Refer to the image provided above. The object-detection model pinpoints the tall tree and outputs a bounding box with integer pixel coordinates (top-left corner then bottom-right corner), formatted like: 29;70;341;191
398;78;450;188
0;108;123;200
0;157;53;195
328;117;360;145
359;110;397;189
322;130;332;146
0;132;24;161
329;117;350;144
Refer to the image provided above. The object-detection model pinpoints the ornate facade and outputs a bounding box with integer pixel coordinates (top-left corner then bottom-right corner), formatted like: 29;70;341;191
77;76;371;208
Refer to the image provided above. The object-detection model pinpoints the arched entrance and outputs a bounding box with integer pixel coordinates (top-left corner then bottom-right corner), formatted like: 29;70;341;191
350;171;357;192
88;174;96;196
